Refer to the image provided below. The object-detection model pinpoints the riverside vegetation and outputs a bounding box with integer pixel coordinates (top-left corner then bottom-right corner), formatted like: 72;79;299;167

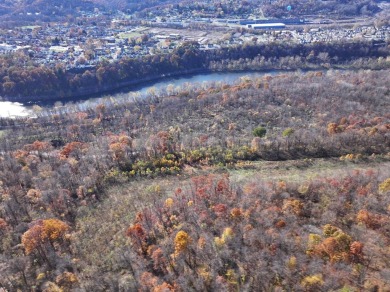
0;69;389;291
0;40;389;101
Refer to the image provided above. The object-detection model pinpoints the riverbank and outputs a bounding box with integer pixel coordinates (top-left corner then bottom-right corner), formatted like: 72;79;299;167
4;67;290;105
0;70;279;117
1;40;388;104
2;66;390;118
19;68;210;106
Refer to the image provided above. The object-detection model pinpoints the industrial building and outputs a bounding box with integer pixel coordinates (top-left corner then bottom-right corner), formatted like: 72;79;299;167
247;23;286;29
240;18;305;26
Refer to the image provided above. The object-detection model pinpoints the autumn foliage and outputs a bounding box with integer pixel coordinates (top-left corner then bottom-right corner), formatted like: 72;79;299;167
0;69;389;290
22;219;69;255
174;231;191;256
123;171;390;291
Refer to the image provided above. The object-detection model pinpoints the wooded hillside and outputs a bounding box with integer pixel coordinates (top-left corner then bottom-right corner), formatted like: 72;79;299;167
0;69;389;291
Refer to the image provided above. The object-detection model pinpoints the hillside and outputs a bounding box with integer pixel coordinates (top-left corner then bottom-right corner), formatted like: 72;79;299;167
0;0;382;21
0;69;389;290
0;0;98;16
72;158;390;291
262;0;381;18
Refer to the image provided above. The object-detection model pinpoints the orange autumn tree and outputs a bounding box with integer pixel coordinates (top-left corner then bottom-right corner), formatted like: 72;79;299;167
60;142;87;159
22;219;69;255
126;223;148;254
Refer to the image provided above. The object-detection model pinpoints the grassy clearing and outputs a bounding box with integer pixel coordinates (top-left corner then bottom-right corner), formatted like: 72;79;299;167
229;157;390;185
117;31;142;39
72;175;185;272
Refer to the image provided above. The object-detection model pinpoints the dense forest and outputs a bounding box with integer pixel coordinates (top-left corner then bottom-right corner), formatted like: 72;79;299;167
1;40;389;102
0;69;389;290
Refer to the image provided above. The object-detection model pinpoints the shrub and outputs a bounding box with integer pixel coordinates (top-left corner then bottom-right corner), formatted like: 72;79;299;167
301;274;324;288
282;128;295;137
252;126;267;138
378;178;390;194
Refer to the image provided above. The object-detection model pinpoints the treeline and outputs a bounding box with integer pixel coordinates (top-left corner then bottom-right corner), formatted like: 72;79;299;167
0;40;389;102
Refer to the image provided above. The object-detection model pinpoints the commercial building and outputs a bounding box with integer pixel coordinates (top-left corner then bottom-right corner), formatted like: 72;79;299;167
247;23;286;29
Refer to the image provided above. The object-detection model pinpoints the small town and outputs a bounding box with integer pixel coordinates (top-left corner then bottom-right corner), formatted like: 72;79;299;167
0;8;389;71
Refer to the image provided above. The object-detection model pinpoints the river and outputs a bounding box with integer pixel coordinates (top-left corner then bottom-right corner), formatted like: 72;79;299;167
0;71;277;118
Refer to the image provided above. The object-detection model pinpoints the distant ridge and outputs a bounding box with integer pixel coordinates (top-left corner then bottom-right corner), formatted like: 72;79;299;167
0;0;382;23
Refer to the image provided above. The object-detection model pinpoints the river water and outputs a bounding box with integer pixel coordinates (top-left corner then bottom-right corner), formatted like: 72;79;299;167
0;71;277;118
